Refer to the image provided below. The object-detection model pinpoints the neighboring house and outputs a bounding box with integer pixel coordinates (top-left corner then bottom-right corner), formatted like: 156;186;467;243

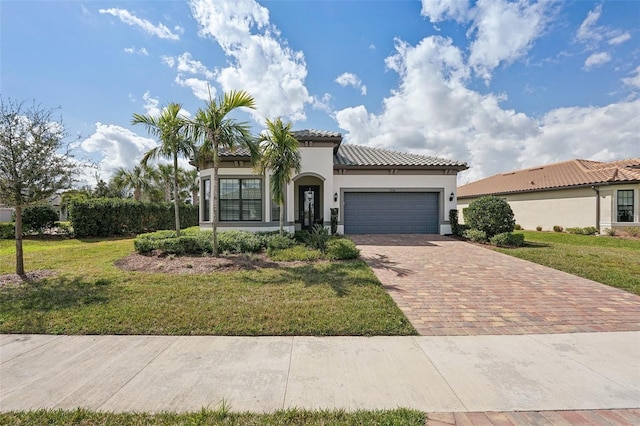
0;195;67;223
198;130;468;235
457;158;640;233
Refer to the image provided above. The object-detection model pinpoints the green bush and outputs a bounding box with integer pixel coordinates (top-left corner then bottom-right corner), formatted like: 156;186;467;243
218;230;264;254
566;227;598;235
156;236;203;255
326;238;360;260
267;234;296;251
330;208;339;235
463;228;487;242
553;225;564;233
18;204;58;234
268;245;322;261
54;221;74;237
449;209;461;236
0;222;14;239
465;196;515;238
69;198;198;237
626;227;640;237
514;224;522;230
293;230;309;243
536;226;543;231
490;232;525;247
133;237;156;254
305;224;330;253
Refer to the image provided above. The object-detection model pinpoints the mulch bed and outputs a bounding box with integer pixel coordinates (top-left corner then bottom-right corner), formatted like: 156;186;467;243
0;270;57;287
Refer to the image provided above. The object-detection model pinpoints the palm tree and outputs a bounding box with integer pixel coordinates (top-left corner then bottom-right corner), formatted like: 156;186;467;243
132;103;193;237
256;118;301;235
112;165;154;201
188;90;257;256
155;163;174;203
182;168;200;205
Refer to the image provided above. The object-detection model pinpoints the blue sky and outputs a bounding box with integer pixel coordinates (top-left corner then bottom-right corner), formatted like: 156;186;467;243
2;0;639;185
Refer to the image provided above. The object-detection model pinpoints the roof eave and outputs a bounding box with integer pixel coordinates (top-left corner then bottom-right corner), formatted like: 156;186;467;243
458;180;640;199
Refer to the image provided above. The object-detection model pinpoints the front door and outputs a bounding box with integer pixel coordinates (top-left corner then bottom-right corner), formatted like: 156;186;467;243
299;185;320;231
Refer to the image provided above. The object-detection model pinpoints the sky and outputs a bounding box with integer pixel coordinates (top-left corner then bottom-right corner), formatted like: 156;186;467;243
1;0;639;185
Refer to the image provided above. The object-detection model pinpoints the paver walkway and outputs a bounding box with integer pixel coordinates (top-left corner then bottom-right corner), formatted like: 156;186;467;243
351;235;640;336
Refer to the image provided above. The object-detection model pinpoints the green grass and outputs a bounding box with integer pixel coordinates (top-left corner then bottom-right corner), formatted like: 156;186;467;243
493;231;640;295
0;238;416;336
0;407;426;425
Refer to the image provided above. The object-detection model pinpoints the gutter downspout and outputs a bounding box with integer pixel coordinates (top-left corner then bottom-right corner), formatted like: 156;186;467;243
591;185;600;233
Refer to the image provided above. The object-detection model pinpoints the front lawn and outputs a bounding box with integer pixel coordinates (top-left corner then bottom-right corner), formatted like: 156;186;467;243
0;238;415;336
493;231;640;295
1;408;426;425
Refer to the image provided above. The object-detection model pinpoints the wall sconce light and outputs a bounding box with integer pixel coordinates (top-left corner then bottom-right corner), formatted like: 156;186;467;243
334;192;338;202
449;192;455;202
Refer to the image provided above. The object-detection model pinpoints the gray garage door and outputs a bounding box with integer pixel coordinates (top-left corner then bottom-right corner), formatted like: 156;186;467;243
344;192;439;234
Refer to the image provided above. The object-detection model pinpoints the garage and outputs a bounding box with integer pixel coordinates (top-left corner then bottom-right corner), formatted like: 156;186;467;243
343;192;439;234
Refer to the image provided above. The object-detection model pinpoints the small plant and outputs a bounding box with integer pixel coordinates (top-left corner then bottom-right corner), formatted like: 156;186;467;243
0;222;14;239
326;238;360;260
490;232;525;247
462;228;488;243
566;227;599;235
536;226;542;231
330;208;339;235
304;224;330;253
553;225;564;233
514;224;522;230
604;228;616;236
268;245;322;261
55;221;74;237
267;234;296;251
625;227;640;238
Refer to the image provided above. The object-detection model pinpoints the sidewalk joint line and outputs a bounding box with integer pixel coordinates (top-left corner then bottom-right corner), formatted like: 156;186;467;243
280;336;295;410
0;334;65;365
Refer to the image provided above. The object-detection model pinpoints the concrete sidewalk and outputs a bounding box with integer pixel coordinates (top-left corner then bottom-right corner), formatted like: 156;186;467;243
1;332;639;413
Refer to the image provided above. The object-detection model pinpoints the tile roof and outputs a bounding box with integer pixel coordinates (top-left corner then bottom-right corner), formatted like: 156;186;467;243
291;129;342;139
458;158;640;198
335;144;468;169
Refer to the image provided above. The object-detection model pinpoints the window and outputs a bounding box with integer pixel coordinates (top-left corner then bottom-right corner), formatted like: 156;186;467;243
219;178;262;221
617;190;634;222
202;177;211;222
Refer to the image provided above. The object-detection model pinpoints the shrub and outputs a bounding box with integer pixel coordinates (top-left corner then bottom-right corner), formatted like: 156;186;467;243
553;225;564;233
267;234;296;251
17;204;58;234
218;230;264;254
566;227;599;235
156;236;202;255
514;224;522;230
462;228;487;243
268;245;322;261
0;222;14;239
330;208;339;235
604;228;616;236
293;230;309;243
326;238;360;260
69;198;198;237
626;227;640;237
536;226;542;231
490;232;525;247
449;209;461;236
465;196;515;238
134;237;156;254
54;221;74;237
304;224;330;253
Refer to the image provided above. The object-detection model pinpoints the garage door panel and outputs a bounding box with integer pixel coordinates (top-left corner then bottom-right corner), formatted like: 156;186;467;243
344;192;439;234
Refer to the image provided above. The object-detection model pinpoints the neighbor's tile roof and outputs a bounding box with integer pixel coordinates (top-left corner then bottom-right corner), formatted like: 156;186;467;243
458;158;640;198
291;129;342;139
335;144;468;169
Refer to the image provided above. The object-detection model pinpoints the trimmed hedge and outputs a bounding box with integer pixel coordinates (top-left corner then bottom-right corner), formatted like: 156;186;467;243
490;232;525;247
326;238;360;260
16;204;58;234
69;198;198;237
566;226;598;235
463;228;487;242
465;196;515;238
0;222;14;239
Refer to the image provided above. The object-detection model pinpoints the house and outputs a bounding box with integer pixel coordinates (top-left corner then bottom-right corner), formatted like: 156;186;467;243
197;130;468;235
457;158;640;233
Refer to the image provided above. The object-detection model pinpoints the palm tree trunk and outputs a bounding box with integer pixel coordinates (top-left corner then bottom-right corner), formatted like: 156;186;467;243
173;153;181;237
279;200;285;236
15;203;24;276
212;141;219;257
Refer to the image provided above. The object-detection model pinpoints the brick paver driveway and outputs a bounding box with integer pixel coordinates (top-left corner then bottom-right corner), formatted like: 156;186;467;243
351;235;640;336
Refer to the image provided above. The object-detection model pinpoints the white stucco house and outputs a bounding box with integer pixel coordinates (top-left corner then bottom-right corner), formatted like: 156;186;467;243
457;158;640;233
197;130;468;235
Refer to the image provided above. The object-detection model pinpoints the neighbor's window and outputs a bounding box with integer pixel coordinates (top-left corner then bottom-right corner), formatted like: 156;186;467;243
202;177;211;222
617;190;634;222
219;178;262;221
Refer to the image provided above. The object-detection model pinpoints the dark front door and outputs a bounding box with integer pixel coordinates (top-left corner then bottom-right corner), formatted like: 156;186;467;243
299;185;320;231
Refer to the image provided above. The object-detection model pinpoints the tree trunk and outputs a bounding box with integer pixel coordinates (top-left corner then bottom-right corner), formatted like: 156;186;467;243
212;141;219;257
173;153;181;237
134;187;141;201
15;204;24;276
192;190;199;206
279;199;284;236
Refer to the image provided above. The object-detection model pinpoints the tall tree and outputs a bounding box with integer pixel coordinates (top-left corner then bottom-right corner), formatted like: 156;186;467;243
132;103;192;237
155;163;174;203
0;98;75;276
182;168;200;205
112;165;154;201
256;118;301;235
188;90;257;256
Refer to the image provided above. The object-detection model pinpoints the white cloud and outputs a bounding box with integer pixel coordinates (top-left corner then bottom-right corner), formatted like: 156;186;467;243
334;33;640;184
81;123;157;180
421;0;470;23
576;4;602;44
124;46;149;56
608;32;631;45
622;65;640;89
335;72;367;95
142;91;161;117
161;55;175;68
584;52;611;69
175;52;215;79
189;0;312;123
312;93;333;113
98;8;180;40
175;75;213;101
